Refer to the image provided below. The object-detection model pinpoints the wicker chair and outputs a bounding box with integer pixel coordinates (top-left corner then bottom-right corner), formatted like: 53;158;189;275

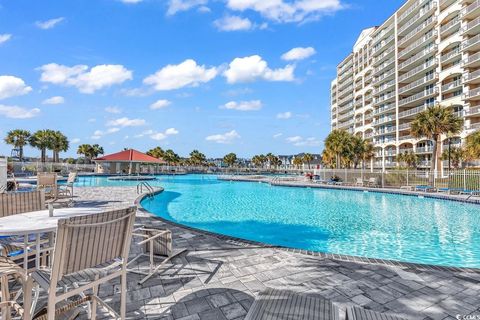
128;227;186;284
30;207;136;320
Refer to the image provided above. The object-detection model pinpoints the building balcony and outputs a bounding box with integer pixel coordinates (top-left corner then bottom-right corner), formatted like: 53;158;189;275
464;69;480;84
337;102;354;113
398;1;437;36
398;73;438;95
463;34;480;52
374;81;395;96
464;87;480;101
398;59;437;83
398;31;437;60
398;0;433;27
399;87;438;108
373;46;395;66
373;116;396;126
373;126;397;136
440;47;461;64
338;110;355;121
372;24;395;46
398;45;437;71
466;105;480;117
441;79;463;93
462;0;480;20
463;16;480;36
398;104;428;119
372;35;395;56
398;122;412;131
416;146;434;153
337;94;354;106
374;103;396;115
374;69;395;84
399;15;436;48
384;150;397;157
373;58;395;76
440;15;461;37
374;91;396;105
399;135;414;141
466;122;480;131
464;52;480;68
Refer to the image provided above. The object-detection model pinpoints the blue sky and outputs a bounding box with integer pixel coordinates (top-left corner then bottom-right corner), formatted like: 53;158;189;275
0;0;404;159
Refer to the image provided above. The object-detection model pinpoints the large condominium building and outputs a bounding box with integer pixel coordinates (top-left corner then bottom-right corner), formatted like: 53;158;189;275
330;0;480;169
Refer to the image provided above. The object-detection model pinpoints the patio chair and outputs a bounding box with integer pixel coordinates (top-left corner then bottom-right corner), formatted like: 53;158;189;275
0;256;32;320
354;178;364;187
54;172;78;207
415;185;436;192
0;190;46;257
128;226;187;285
30;206;136;320
37;173;57;199
367;177;378;187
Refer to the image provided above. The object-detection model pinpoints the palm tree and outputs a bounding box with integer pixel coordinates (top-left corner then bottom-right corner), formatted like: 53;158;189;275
411;105;463;173
50;131;69;162
441;147;464;169
302;153;313;169
163;149;179;165
351;137;374;169
321;149;336;168
251;155;263;168
292;156;303;169
266;153;276;169
4;129;31;161
189;150;206;166
324;130;353;169
396;151;418;168
77;144;93;162
464;131;480;161
147;147;165;159
90;144;104;159
29;129;55;163
223;153;237;167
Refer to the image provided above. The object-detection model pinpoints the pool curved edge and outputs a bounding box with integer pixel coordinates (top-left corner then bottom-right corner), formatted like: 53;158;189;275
135;186;480;273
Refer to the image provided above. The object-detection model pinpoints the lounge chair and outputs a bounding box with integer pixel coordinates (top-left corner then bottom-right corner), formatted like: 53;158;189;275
30;207;137;320
57;172;77;199
128;226;187;284
415;185;436;192
37;173;57;199
354;178;364;187
367;177;378;187
0;256;32;320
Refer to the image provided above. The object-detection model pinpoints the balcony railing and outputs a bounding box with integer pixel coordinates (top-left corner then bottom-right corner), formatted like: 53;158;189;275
374;103;396;115
463;16;480;34
399;135;413;141
417;146;434;153
398;59;437;83
399;87;438;107
372;24;395;46
398;73;437;94
398;0;432;25
464;87;480;99
373;58;395;75
441;79;462;92
398;45;436;70
464;52;480;66
440;15;461;34
373;35;395;55
374;91;396;105
398;1;436;35
374;69;395;84
440;47;461;63
398;123;411;131
398;105;427;118
374;81;395;95
464;69;480;83
398;31;437;59
399;15;435;47
462;0;480;17
463;34;480;50
373;46;395;65
466;106;480;116
373;117;396;126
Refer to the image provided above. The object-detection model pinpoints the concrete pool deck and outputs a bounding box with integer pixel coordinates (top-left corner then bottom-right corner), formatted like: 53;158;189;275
73;186;480;320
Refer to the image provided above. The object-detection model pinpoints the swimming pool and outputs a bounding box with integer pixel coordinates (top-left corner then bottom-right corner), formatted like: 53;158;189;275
76;174;480;268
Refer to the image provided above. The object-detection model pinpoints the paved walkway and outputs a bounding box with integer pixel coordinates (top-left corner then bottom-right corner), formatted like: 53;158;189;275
73;187;480;320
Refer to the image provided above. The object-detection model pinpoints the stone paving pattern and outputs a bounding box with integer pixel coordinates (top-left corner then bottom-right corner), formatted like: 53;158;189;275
72;187;480;320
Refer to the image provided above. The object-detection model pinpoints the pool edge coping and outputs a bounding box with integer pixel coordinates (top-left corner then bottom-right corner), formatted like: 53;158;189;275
134;187;480;274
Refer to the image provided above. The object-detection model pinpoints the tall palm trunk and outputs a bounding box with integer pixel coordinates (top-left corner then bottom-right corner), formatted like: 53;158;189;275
19;147;24;162
336;153;341;169
41;148;46;163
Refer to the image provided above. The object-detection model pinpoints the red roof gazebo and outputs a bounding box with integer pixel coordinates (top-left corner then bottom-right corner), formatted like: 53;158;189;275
93;149;166;174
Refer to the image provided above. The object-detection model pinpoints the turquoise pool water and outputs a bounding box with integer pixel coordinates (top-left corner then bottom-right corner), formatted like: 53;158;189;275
76;174;480;268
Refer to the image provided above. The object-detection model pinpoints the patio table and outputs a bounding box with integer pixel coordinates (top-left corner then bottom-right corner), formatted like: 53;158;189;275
0;207;103;270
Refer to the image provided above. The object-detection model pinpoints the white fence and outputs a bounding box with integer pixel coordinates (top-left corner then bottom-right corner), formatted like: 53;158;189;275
10;161;96;175
313;169;480;190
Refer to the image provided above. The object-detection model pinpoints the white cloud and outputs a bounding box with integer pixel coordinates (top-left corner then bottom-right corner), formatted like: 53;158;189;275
150;99;172;110
0;76;32;100
277;111;292;119
286;136;321;147
42;96;65;105
105;106;122;114
226;0;344;23
0;34;12;45
144;59;217;91
214;16;253;31
167;0;208;15
88;118;96;123
38;63;132;94
273;133;283;138
0;105;40;119
107;117;145;127
223;55;295;83
149;128;179;141
206;130;241;144
35;17;65;30
220;100;262;111
281;46;316;61
71;138;81;144
91;127;120;140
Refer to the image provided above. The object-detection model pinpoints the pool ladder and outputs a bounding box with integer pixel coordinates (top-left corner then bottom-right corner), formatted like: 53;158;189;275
137;181;155;198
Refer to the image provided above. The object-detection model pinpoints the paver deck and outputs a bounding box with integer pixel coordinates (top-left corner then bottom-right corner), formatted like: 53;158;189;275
72;187;480;320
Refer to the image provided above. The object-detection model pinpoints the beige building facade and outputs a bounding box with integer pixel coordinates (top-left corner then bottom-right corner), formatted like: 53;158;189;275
330;0;480;169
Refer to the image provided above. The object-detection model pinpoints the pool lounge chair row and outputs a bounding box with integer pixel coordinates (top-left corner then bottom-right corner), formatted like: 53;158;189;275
315;177;379;187
245;288;412;320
